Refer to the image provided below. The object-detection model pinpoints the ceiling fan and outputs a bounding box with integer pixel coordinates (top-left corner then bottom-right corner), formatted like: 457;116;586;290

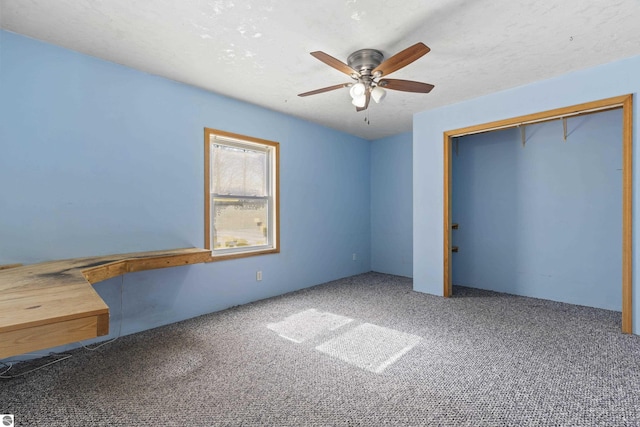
298;42;434;112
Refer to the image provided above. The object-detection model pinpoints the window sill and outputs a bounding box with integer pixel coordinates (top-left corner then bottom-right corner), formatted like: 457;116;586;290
206;247;279;262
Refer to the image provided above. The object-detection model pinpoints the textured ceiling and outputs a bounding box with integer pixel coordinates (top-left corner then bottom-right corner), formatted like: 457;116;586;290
2;1;640;140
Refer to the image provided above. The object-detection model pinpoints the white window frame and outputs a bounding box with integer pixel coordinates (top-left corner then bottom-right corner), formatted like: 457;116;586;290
204;128;279;260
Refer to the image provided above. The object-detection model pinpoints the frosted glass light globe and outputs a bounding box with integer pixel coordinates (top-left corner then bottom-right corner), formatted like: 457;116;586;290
371;86;386;103
351;94;366;108
349;82;366;98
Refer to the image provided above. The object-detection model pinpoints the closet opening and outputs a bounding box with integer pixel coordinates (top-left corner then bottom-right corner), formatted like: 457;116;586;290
443;94;633;333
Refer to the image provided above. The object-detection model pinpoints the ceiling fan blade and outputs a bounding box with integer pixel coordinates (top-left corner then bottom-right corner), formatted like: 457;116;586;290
310;51;360;77
298;83;349;97
356;90;371;112
379;79;434;93
372;42;431;77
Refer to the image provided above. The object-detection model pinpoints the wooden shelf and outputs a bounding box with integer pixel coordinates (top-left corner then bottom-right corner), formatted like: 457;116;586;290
0;263;23;271
0;248;210;359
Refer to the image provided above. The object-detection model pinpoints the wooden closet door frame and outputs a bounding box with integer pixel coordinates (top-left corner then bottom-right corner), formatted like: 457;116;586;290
442;94;634;333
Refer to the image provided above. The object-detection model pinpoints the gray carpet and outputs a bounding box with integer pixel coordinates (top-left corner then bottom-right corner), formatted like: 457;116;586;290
2;272;640;426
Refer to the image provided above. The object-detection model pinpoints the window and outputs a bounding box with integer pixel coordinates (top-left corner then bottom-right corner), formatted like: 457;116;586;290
204;128;279;260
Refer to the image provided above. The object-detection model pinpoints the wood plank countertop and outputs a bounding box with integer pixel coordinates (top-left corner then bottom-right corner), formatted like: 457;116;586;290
0;248;210;359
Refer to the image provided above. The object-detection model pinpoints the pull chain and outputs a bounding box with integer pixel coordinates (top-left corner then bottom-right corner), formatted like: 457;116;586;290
364;107;371;125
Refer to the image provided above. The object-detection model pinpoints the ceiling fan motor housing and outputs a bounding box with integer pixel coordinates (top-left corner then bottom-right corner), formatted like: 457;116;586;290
347;49;384;76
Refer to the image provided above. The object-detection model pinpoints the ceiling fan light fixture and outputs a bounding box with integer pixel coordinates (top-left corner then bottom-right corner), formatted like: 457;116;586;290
349;82;366;99
351;94;367;108
300;43;433;113
371;86;386;104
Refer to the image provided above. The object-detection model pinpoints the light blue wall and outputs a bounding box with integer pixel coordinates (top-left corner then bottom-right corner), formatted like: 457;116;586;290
370;132;413;277
0;31;371;358
414;53;640;332
451;110;622;310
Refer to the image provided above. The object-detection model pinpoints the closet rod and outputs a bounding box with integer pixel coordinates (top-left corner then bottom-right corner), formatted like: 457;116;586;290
453;104;623;138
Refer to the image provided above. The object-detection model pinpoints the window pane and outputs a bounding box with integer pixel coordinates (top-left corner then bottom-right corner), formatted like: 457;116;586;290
212;197;269;250
212;144;267;196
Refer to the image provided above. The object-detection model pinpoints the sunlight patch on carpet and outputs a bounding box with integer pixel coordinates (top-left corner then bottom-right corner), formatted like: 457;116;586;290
315;323;422;373
267;308;353;343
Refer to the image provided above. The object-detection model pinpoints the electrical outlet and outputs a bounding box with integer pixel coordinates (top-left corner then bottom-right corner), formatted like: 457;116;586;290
256;271;262;281
352;253;357;261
